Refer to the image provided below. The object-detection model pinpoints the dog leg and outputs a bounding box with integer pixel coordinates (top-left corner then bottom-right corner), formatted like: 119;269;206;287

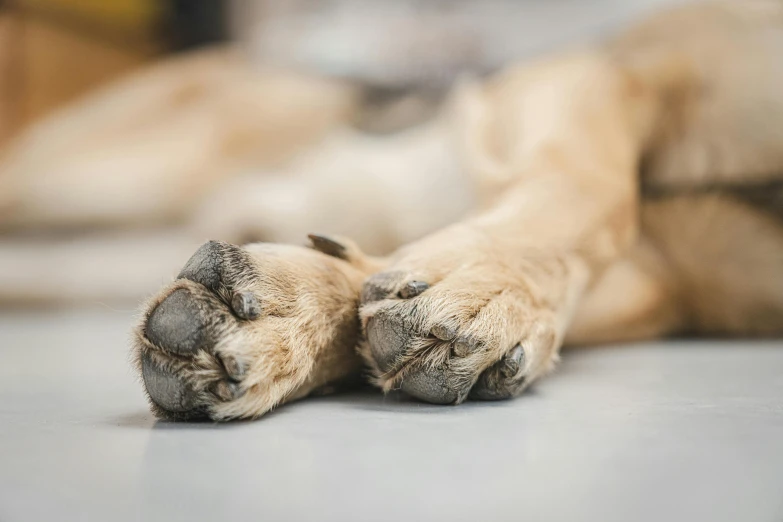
358;53;659;403
565;239;684;345
0;48;358;230
568;191;783;344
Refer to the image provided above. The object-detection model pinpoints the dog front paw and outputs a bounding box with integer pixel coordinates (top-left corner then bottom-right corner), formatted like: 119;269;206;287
359;249;567;404
132;239;366;421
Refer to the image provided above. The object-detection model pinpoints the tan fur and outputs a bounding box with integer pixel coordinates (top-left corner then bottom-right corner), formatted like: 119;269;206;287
0;48;360;230
132;242;370;420
133;0;782;418
1;1;780;418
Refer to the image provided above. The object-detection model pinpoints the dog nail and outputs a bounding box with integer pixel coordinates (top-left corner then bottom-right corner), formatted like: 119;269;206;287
219;354;246;381
231;291;261;320
431;324;457;341
399;281;429;299
453;337;479;357
307;234;348;260
501;345;525;378
212;381;245;402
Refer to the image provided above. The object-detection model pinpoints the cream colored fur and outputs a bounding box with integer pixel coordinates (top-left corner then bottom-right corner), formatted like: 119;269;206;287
1;1;781;419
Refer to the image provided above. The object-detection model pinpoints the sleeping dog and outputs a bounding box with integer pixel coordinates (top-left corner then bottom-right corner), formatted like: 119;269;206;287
132;1;783;420
4;1;782;420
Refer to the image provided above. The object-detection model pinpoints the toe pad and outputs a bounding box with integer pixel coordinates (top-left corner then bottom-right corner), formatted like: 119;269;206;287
145;289;206;355
141;352;201;414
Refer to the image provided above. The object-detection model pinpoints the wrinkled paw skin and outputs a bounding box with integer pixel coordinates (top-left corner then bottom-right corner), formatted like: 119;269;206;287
132;239;365;421
358;259;563;405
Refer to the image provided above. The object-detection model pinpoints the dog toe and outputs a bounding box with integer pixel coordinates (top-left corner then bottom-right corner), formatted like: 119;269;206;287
141;352;204;417
145;289;208;355
230;291;261;320
366;311;413;373
399;365;464;405
470;345;527;400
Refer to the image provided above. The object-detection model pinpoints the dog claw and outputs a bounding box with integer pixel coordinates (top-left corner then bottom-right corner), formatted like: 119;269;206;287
431;324;457;341
399;280;429;299
469;345;527;401
212;381;243;402
231;291;261;320
308;234;347;260
501;345;525;378
453;337;480;357
219;353;246;380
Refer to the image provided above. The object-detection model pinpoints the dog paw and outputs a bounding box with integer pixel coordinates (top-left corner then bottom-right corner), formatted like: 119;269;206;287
359;246;567;404
132;238;366;421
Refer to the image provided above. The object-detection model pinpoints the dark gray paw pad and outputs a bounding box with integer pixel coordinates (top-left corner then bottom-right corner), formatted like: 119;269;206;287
366;312;412;373
400;365;468;405
469;345;526;401
141;352;201;415
145;289;207;355
177;240;227;291
231;291;261;320
178;240;251;293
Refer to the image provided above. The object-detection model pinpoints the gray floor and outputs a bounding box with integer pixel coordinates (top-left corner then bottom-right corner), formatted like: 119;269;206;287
0;309;781;522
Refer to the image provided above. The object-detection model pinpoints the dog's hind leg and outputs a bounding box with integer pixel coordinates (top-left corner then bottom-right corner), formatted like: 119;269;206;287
0;48;359;231
565;239;684;346
568;191;783;345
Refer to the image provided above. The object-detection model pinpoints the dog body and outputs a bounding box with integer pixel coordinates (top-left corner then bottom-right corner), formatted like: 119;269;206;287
0;2;780;419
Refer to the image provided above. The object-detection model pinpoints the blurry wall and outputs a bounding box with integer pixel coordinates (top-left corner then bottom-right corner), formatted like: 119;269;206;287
232;0;695;88
0;0;227;147
0;0;698;148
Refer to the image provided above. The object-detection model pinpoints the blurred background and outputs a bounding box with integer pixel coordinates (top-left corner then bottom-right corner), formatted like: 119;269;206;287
0;0;226;146
0;0;694;143
4;7;783;522
0;0;692;306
